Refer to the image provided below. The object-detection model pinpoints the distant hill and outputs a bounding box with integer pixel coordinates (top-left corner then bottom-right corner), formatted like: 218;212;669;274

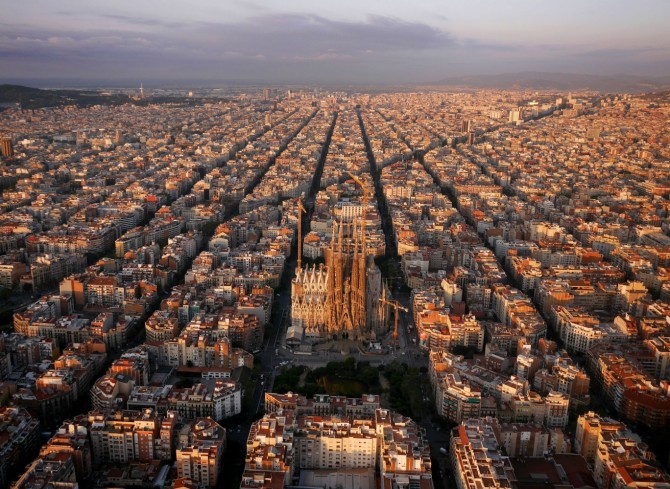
426;72;670;93
640;90;670;102
0;84;215;110
0;84;137;109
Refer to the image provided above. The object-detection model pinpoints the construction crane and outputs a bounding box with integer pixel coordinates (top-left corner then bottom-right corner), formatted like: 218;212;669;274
346;171;368;208
297;198;306;270
379;297;408;348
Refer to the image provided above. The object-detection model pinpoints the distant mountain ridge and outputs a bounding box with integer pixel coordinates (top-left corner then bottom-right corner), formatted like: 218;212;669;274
426;72;670;93
0;84;133;109
0;84;218;109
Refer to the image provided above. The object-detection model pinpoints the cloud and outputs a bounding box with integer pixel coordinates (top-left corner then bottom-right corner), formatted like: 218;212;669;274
99;13;186;29
0;13;458;82
189;14;455;61
0;25;156;58
1;11;669;83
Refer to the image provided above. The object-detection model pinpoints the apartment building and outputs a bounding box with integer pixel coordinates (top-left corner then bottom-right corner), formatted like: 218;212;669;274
175;417;226;488
435;373;482;423
450;418;516;489
295;415;377;470
87;409;160;466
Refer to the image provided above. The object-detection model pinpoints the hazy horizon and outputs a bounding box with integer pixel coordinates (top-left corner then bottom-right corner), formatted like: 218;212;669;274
2;0;670;85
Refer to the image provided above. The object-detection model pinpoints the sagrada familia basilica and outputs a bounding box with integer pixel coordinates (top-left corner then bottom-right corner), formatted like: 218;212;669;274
291;217;390;342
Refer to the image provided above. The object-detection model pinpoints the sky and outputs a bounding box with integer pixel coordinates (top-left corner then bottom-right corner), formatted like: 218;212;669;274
2;0;670;86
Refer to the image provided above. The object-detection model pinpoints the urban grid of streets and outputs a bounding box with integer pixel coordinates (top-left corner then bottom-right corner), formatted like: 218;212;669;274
2;87;670;489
